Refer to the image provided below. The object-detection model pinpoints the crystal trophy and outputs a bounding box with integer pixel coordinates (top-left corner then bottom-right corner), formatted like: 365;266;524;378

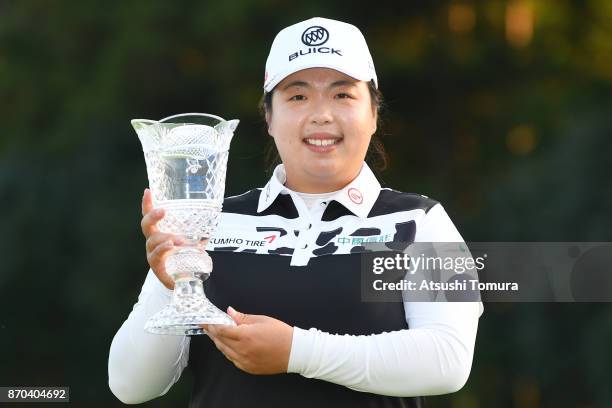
131;113;239;335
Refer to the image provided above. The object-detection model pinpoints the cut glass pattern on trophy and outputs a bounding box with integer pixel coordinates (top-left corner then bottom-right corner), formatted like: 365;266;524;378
144;146;229;239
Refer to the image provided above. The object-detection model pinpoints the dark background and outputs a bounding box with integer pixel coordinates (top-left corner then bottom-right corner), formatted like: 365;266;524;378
1;1;611;407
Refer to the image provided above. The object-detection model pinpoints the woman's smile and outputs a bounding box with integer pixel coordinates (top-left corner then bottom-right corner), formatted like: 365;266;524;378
303;132;344;153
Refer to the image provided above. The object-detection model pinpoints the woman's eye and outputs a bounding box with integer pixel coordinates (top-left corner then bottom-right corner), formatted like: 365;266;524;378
336;93;352;99
290;95;306;101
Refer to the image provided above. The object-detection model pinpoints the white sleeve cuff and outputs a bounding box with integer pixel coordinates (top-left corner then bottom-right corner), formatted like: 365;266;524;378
287;326;314;374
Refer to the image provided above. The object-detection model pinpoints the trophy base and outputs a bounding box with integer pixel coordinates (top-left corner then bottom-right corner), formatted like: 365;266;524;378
145;277;236;336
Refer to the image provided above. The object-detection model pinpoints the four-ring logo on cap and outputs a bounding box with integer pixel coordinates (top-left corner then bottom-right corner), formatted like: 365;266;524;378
301;26;329;46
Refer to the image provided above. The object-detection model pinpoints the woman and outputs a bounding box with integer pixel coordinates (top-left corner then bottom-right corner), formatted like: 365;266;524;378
109;17;483;407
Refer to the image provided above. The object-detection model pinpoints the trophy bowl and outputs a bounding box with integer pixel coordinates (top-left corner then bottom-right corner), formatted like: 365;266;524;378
131;113;239;335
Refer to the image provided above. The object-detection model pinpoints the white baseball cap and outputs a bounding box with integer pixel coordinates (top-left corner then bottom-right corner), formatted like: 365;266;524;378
263;17;378;93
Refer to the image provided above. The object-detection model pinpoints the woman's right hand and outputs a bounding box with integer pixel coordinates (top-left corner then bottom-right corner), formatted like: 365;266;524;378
140;188;183;290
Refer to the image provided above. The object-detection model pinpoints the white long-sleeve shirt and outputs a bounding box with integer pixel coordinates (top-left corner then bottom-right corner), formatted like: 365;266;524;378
109;187;484;403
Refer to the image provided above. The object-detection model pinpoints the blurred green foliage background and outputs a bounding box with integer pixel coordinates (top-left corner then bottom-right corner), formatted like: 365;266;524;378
1;1;611;407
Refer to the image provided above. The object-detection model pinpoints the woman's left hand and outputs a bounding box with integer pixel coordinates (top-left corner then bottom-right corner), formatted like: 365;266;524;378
202;307;294;375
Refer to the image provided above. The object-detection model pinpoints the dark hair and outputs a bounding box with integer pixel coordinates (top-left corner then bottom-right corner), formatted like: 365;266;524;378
258;80;388;174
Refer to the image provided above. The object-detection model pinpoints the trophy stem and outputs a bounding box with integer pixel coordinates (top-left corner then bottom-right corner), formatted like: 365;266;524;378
144;249;236;335
173;277;206;302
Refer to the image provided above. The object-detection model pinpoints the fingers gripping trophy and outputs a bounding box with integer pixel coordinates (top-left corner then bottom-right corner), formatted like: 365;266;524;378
131;113;239;335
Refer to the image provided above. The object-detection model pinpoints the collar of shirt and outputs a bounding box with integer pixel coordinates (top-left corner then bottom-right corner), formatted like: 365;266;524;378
256;161;381;219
